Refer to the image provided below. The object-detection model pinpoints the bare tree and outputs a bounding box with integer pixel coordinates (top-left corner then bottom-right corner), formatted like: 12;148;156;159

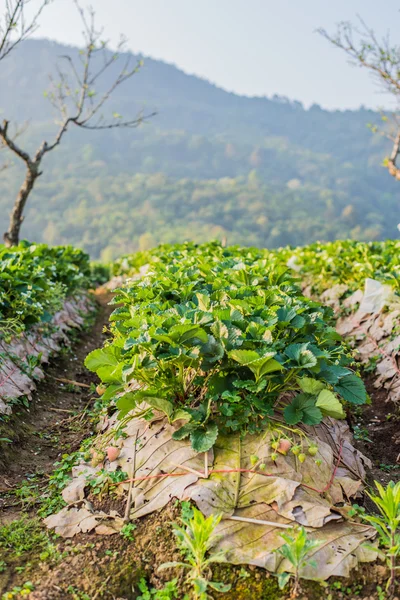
319;19;400;181
0;0;51;171
0;0;50;61
0;0;154;246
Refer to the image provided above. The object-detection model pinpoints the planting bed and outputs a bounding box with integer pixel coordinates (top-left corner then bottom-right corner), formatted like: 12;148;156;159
0;243;95;418
2;241;400;599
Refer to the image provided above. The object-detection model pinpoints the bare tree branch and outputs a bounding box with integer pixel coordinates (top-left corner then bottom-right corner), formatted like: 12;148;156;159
0;0;51;62
318;18;400;181
1;0;156;246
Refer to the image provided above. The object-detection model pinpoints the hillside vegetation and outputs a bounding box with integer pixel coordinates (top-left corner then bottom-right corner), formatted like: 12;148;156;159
0;39;398;258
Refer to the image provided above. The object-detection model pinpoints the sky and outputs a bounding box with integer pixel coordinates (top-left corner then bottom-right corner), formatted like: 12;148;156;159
6;0;400;110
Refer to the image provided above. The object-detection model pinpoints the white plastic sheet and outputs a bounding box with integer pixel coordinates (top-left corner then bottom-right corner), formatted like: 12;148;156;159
358;278;394;314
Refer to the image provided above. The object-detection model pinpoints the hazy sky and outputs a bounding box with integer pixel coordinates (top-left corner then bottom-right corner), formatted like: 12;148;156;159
6;0;400;109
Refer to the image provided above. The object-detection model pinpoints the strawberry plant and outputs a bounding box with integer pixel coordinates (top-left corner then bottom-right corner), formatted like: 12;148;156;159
86;242;367;453
275;239;400;295
0;241;92;337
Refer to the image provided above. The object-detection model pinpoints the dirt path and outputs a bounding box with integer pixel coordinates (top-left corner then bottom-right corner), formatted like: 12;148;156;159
0;290;113;519
350;376;400;490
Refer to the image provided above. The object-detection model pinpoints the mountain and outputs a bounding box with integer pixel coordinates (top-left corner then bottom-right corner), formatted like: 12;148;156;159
0;38;398;259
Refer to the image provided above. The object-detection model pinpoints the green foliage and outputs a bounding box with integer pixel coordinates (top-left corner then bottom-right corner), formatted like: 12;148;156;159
159;507;230;600
276;240;400;296
136;578;180;600
120;522;137;541
66;587;91;600
0;515;56;563
274;526;320;597
2;581;35;599
86;242;366;452
362;481;400;595
0;241;91;338
90;261;111;285
1;41;399;259
9;438;97;519
85;468;128;496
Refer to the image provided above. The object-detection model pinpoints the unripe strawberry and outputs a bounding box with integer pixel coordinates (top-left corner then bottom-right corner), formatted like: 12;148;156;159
278;439;291;455
96;384;106;396
271;440;279;450
90;448;104;467
298;453;306;464
259;463;267;470
315;459;322;467
308;444;318;456
291;445;301;456
271;452;278;461
250;454;259;466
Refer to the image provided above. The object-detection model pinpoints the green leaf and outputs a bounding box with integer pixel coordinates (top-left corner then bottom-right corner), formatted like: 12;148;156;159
171;408;191;422
292;315;306;328
190;422;219;452
102;384;124;401
195;292;210;311
85;347;119;372
250;356;283;380
169;323;208;345
277;306;297;323
277;572;291;590
172;423;197;441
283;394;323;426
283;402;304;425
301;402;323;425
229;349;260;365
298;377;325;395
319;364;352;384
116;392;139;416
334;374;367;405
142;395;175;419
208;581;232;592
200;336;225;369
315;389;345;419
97;362;124;383
285;343;317;368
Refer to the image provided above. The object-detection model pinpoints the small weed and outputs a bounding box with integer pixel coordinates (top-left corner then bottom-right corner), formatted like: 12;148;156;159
2;581;35;599
361;480;400;596
86;468;128;496
15;564;30;573
136;577;181;600
66;586;91;600
364;355;380;373
238;567;250;579
159;506;231;600
0;561;6;573
377;585;386;600
348;503;366;518
274;525;320;598
64;383;81;393
120;522;137;541
180;500;194;522
0;515;55;560
379;463;400;473
353;424;372;443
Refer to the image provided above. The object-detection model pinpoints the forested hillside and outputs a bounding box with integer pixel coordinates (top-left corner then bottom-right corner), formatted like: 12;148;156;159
0;39;398;258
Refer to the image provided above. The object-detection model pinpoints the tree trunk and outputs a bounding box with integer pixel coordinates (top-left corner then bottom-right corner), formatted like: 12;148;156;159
3;162;40;247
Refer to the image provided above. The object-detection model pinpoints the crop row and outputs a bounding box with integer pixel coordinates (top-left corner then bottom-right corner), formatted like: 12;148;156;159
114;239;400;296
86;242;367;452
0;241;92;339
